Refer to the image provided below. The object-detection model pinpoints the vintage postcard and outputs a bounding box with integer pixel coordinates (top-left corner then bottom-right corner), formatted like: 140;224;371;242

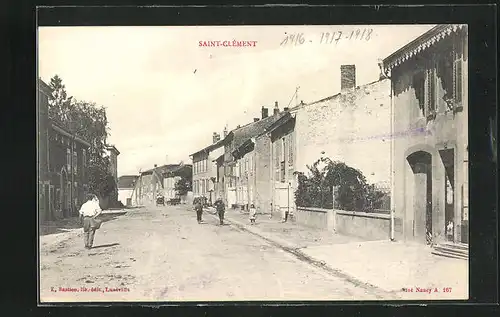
38;23;469;303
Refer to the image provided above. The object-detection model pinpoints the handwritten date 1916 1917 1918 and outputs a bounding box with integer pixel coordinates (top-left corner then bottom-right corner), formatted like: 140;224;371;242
280;29;373;47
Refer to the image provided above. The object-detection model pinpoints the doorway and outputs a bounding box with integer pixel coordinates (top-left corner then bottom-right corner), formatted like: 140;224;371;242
440;149;455;242
407;151;433;244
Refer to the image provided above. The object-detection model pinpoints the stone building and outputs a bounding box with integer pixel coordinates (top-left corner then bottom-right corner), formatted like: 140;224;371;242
132;163;190;205
267;66;392;218
38;78;90;221
381;24;468;245
221;105;286;211
190;131;225;205
117;175;138;206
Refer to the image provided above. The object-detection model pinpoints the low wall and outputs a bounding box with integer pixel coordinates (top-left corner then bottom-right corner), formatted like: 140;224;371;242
295;207;330;229
296;207;391;240
335;210;391;240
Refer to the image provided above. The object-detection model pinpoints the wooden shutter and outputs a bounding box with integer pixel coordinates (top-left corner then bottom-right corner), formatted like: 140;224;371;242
454;59;463;105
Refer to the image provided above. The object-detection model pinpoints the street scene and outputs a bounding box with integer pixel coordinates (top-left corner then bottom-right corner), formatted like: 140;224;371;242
38;24;469;302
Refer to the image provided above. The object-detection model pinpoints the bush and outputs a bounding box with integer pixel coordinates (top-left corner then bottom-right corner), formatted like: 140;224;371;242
295;157;389;212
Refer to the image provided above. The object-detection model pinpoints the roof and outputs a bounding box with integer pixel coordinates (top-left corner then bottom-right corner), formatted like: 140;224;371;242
229;112;287;154
190;138;226;157
141;164;191;176
105;144;120;155
382;24;467;74
117;175;139;189
38;78;52;96
51;123;91;147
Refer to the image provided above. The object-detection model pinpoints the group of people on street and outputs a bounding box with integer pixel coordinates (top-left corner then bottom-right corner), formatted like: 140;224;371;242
193;197;226;225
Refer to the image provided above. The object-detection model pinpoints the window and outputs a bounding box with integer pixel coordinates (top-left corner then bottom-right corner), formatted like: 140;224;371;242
453;38;463;109
206;179;209;193
413;71;426;117
275;141;281;181
73;151;78;175
280;138;286;182
82;149;87;179
425;61;437;118
66;148;71;172
288;133;294;167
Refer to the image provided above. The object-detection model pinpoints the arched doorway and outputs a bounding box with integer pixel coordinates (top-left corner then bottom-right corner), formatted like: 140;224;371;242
407;150;433;244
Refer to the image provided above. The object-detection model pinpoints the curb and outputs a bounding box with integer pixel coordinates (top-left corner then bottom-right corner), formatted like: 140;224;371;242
209;212;401;300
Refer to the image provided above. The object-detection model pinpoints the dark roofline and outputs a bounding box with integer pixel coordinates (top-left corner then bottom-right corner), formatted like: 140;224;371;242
51;123;91;147
38;78;53;96
297;78;389;110
189;138;226;157
105;144;120;156
382;24;466;73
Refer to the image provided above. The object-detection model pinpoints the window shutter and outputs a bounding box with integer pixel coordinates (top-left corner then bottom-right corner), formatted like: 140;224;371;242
454;60;463;105
288;133;294;167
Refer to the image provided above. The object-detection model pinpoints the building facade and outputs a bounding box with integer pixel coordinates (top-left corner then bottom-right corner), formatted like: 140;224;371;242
38;79;91;221
190;133;225;205
268;67;392;217
132;164;191;205
381;24;468;245
221;105;286;211
104;144;120;205
117;175;138;206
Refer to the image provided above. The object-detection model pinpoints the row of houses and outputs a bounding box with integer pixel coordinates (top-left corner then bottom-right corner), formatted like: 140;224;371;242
127;163;193;206
38;79;121;221
189;24;468;246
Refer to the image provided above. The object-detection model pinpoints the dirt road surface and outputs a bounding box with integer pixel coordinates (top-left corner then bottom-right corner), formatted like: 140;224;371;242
39;205;392;302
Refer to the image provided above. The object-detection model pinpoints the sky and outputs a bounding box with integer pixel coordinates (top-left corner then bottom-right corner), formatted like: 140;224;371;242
38;24;435;176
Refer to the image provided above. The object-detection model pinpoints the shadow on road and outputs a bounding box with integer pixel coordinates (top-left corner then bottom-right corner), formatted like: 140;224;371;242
39;212;127;236
91;243;120;249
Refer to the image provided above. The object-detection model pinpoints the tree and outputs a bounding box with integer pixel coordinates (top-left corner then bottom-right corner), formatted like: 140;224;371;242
174;177;192;197
48;75;112;198
294;156;389;211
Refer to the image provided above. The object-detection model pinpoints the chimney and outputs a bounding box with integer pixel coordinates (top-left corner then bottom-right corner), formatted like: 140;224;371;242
273;101;279;115
284;107;289;112
223;126;228;138
213;132;220;144
261;106;269;119
154;164;157;168
253;118;260;122
237;125;241;128
340;65;356;91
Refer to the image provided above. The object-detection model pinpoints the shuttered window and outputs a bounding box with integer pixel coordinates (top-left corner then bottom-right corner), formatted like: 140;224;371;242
425;62;437;117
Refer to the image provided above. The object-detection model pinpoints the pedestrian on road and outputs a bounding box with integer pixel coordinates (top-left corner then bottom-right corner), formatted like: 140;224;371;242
194;197;203;223
214;198;225;225
79;193;102;249
249;204;257;224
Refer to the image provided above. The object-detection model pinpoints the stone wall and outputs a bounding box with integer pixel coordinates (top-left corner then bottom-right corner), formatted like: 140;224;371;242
295;79;391;186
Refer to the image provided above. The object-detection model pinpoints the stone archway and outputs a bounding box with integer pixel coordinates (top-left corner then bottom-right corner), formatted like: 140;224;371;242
406;150;433;244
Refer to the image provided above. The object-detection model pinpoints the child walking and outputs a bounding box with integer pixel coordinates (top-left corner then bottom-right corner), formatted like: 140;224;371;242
249;204;257;224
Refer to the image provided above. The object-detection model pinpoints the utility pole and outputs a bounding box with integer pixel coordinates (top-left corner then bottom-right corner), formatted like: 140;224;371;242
295;86;300;107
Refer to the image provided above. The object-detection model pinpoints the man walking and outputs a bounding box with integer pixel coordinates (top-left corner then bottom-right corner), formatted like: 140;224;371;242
194;197;203;224
79;193;102;249
214;197;225;225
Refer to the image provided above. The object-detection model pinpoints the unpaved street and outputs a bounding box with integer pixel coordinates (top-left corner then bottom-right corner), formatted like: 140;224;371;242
40;205;390;302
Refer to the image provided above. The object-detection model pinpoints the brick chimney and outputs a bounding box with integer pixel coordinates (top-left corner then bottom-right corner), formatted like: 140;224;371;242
340;65;356;91
253;118;260;122
223;126;228;138
213;132;220;144
261;106;269;119
273;101;279;115
284;107;289;112
154;164;157;168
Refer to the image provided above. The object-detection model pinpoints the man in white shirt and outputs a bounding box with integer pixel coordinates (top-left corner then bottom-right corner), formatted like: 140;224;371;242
79;193;102;249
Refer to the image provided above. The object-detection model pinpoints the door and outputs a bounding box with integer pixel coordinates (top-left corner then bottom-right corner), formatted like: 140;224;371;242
407;151;433;244
440;149;455;242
